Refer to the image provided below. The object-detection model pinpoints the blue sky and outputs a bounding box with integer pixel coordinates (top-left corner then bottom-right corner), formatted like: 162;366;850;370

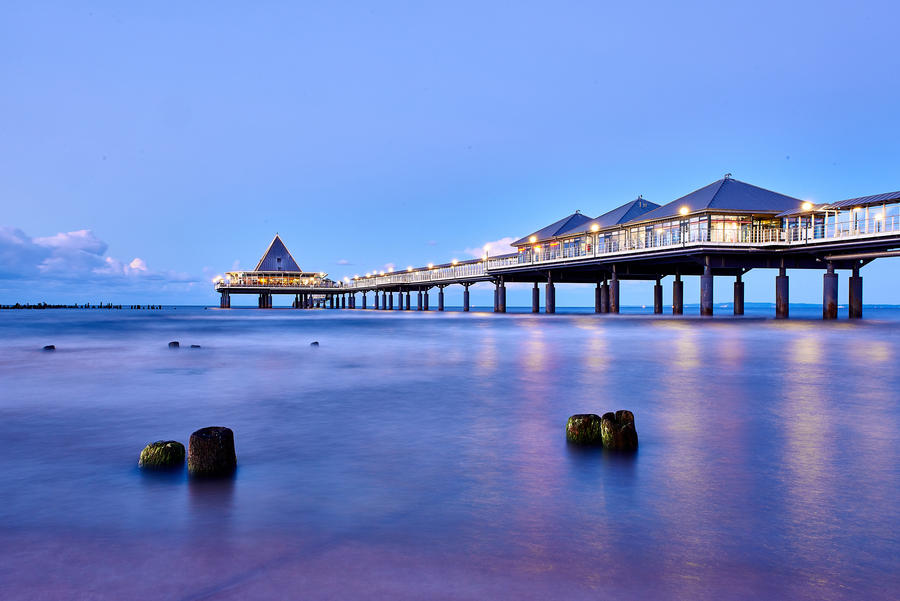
2;1;899;306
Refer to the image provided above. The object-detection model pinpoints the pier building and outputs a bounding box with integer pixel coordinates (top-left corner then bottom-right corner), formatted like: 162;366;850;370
215;235;340;308
215;176;900;318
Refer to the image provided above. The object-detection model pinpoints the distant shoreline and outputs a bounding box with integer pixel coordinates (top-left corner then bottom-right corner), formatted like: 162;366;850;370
0;303;164;310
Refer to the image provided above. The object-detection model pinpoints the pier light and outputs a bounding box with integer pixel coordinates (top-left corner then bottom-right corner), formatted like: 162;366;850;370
875;211;884;220
529;235;537;243
801;201;814;211
679;206;690;216
388;267;394;273
380;270;385;276
656;228;664;235
366;272;371;277
533;245;542;251
427;263;434;269
407;266;413;272
452;259;458;266
590;224;599;232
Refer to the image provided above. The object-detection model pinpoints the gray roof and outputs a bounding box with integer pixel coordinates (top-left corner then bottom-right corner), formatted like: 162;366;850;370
512;212;594;246
559;197;660;236
254;235;301;271
827;190;900;209
636;177;804;222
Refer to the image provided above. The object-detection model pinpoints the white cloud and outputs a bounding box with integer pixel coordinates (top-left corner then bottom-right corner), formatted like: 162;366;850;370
464;236;517;258
0;226;198;287
336;258;351;265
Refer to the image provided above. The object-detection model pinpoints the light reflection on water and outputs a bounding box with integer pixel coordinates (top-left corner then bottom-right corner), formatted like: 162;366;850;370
0;307;898;600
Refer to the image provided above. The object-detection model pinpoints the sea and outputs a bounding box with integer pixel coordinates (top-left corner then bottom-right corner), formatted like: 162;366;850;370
1;304;898;600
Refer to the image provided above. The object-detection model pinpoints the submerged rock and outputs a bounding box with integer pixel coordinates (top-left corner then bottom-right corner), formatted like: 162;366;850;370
190;344;201;349
566;414;602;445
188;426;236;477
42;345;56;351
600;410;638;451
310;341;319;347
139;440;185;470
168;341;180;349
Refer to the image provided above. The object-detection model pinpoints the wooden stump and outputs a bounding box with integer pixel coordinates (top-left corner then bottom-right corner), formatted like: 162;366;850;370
566;414;602;445
188;427;236;477
139;440;185;470
600;411;638;451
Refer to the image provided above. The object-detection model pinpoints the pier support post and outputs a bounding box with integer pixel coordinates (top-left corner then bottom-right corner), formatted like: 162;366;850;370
498;280;506;313
601;279;610;313
653;277;663;314
381;291;386;310
362;293;367;310
423;289;430;311
417;290;423;311
610;267;620;314
823;263;838;319
406;290;411;311
342;294;346;309
673;274;683;314
545;275;555;314
532;282;540;313
388;292;393;310
438;286;445;311
463;284;470;312
734;273;745;316
329;295;335;309
493;285;499;312
221;292;230;309
375;291;380;310
700;260;713;316
595;281;602;313
849;265;863;319
776;266;789;319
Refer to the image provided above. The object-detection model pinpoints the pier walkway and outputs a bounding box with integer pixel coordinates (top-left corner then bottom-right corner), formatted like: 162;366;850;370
216;177;900;318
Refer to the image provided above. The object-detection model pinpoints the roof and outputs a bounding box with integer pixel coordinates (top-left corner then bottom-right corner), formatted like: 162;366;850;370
512;212;594;246
559;197;661;236
636;177;804;221
827;190;900;209
254;235;301;271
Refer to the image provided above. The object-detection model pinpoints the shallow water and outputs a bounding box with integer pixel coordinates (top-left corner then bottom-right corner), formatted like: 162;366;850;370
1;306;898;600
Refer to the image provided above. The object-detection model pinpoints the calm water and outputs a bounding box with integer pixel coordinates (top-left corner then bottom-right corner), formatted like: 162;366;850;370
1;306;898;600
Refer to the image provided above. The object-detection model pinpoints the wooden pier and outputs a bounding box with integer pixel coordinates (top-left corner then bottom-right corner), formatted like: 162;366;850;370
216;177;900;318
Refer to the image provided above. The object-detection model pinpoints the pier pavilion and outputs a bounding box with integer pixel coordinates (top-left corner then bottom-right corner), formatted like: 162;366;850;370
215;235;343;308
215;176;900;318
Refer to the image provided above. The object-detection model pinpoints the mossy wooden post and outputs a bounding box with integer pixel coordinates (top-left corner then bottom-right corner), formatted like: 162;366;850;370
566;414;602;445
188;427;236;477
600;410;638;451
139;440;185;470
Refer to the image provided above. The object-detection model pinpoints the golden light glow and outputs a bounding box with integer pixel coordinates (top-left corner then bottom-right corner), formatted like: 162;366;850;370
679;206;690;216
533;245;542;251
407;266;413;272
451;259;458;266
388;267;394;273
483;244;491;252
528;235;537;243
379;270;385;276
590;224;599;232
874;211;884;220
801;201;814;211
427;263;434;269
656;228;664;235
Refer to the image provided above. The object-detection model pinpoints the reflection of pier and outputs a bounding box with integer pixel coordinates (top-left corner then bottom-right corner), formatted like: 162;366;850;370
215;177;900;318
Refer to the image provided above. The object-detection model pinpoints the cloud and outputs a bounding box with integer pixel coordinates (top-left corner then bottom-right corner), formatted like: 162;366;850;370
0;226;198;289
464;236;517;258
336;258;351;265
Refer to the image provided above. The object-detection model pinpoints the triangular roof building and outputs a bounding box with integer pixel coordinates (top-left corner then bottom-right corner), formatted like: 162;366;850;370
254;235;302;271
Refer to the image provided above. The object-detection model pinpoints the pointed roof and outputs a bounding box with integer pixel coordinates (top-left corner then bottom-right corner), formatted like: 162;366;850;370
558;197;660;236
512;212;594;246
254;235;301;271
636;177;803;221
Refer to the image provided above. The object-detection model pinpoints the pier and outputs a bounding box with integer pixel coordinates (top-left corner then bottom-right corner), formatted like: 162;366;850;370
216;177;900;319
